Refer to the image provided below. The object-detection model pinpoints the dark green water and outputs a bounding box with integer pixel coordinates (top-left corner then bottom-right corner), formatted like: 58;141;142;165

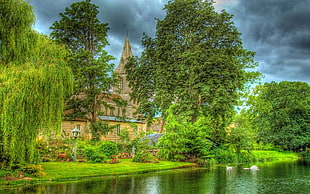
2;160;310;194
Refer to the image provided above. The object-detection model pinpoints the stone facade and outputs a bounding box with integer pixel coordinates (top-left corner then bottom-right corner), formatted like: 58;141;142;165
111;36;139;119
61;119;146;143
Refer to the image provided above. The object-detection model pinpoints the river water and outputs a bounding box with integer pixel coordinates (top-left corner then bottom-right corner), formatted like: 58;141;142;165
2;160;310;194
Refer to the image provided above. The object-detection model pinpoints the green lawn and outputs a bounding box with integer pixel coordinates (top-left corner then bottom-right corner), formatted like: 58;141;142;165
0;150;300;186
39;160;195;181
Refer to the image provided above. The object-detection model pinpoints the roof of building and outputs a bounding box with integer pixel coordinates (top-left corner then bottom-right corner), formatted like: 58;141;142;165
99;115;145;124
115;36;133;74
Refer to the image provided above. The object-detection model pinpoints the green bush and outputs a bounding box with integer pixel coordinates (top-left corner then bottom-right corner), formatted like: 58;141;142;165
132;151;158;163
82;146;107;163
36;138;74;161
22;164;46;177
212;148;238;164
97;141;119;158
253;142;278;150
210;147;253;164
157;113;213;162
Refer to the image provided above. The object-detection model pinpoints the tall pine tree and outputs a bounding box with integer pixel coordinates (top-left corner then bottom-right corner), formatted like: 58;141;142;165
50;0;118;140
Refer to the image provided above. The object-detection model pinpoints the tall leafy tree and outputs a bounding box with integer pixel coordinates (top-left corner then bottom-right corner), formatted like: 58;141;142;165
246;81;310;151
126;0;259;142
50;0;118;140
0;0;34;64
0;0;73;166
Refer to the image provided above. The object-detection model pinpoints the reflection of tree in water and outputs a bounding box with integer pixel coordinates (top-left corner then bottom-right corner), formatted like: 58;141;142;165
6;161;309;193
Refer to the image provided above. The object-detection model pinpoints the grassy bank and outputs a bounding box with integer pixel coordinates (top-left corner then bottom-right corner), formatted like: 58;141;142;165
0;150;300;187
0;160;195;187
252;150;299;162
40;160;195;181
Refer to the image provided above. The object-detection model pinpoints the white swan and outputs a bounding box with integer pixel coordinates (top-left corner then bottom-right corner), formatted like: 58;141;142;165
250;165;259;170
226;166;233;170
244;165;259;170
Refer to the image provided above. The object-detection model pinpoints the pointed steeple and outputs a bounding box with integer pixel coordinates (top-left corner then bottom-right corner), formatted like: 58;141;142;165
115;35;133;74
113;35;133;97
112;35;140;119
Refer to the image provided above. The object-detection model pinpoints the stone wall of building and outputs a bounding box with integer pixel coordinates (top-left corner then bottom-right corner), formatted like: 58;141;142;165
61;120;146;142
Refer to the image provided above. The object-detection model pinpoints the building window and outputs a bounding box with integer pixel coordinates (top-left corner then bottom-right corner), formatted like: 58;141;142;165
116;124;121;135
119;78;124;91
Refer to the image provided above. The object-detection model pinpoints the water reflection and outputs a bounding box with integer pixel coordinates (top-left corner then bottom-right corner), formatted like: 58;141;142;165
2;160;310;194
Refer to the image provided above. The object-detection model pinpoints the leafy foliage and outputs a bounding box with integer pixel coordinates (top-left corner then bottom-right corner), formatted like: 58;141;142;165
22;164;46;178
226;114;255;154
78;141;119;163
157;104;213;162
82;145;107;163
97;141;119;158
125;0;260;142
210;147;252;164
0;0;34;64
246;81;310;151
89;121;115;140
0;0;73;167
50;0;119;140
132;151;158;163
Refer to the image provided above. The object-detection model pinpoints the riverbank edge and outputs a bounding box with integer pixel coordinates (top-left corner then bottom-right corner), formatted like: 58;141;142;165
0;150;300;188
0;160;197;188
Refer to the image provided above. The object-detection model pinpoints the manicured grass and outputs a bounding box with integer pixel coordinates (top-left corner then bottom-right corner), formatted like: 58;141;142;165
39;159;195;181
252;150;299;162
0;150;299;186
0;160;195;187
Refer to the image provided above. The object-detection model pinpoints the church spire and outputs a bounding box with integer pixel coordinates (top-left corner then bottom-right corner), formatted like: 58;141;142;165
115;35;133;74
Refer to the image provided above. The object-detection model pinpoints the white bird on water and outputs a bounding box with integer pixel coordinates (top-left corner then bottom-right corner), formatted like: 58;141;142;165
226;166;233;170
244;165;259;170
250;165;259;170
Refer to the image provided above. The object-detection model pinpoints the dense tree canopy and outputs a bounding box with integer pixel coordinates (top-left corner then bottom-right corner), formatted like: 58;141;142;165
246;81;310;151
125;0;259;142
0;0;34;64
0;0;73;166
50;0;118;140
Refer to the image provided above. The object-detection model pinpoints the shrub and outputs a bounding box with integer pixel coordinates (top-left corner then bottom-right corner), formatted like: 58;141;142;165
36;139;73;161
82;146;107;163
253;142;278;150
97;141;119;158
132;151;158;163
157;114;213;162
109;155;120;164
212;148;238;164
22;164;46;177
210;147;253;164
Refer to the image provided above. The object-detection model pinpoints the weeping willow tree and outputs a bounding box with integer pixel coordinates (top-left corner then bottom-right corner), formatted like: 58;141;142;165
0;0;73;166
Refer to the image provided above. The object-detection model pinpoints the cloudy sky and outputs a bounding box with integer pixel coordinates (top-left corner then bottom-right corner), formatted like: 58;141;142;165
29;0;310;84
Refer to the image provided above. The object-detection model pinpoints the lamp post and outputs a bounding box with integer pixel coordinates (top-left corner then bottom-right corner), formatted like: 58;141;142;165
71;125;80;162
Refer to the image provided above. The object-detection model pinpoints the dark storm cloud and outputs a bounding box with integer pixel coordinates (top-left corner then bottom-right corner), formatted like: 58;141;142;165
29;0;167;65
228;0;310;83
96;0;167;64
29;0;309;83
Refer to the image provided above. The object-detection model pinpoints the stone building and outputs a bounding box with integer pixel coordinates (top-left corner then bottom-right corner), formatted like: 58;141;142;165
61;36;146;142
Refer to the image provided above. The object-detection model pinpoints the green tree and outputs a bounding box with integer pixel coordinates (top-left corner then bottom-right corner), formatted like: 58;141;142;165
0;0;73;166
157;104;213;162
246;81;310;151
50;0;118;140
125;0;259;142
0;0;34;65
226;114;255;154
